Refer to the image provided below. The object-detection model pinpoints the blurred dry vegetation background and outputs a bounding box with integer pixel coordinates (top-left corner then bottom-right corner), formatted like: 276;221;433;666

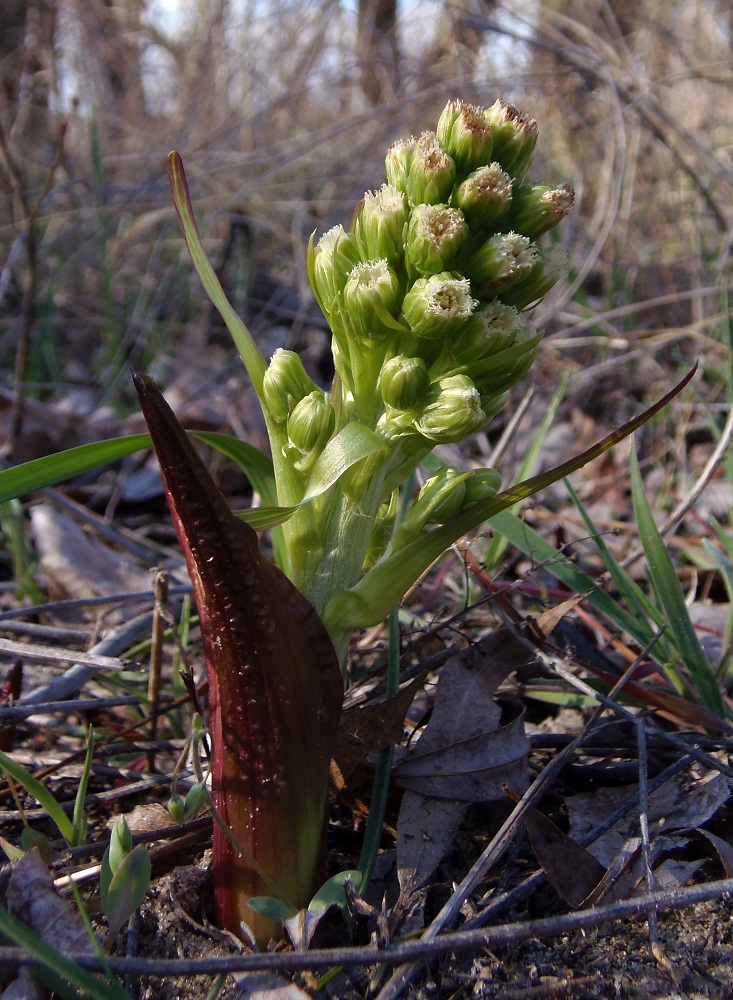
0;0;732;495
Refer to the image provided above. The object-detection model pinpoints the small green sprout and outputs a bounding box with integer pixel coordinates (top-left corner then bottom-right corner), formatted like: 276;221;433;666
100;817;151;949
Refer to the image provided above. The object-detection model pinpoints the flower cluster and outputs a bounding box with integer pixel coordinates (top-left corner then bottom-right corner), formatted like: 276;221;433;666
253;99;573;639
292;98;573;455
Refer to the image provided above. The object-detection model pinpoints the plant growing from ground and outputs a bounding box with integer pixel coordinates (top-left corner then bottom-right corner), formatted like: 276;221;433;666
134;98;582;943
0;100;698;947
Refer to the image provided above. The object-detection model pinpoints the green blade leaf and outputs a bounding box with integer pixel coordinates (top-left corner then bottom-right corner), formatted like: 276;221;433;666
0;750;74;845
0;435;150;504
71;727;95;847
629;443;725;716
246;896;298;923
324;366;698;635
167;152;267;395
308;870;362;915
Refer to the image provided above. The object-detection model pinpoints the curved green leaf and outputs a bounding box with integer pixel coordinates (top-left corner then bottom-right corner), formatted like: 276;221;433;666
167;152;267;394
308;870;362;915
324;366;698;636
0;435;151;504
246;896;298;922
192;431;276;505
0;750;74;845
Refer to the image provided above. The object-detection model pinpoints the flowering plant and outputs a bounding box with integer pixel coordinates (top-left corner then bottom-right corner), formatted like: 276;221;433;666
133;99;683;943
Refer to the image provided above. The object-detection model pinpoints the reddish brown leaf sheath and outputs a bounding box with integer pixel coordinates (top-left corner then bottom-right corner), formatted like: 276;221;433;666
132;371;343;944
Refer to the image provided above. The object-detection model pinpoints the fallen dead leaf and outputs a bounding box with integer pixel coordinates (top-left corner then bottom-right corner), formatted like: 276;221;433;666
567;766;730;867
231;971;312;999
334;671;427;788
393;628;530;891
518;801;606;907
2;847;92;999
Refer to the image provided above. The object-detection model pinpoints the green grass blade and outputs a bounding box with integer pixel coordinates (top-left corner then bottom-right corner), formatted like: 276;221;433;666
629;444;725;716
0;435;151;504
565;479;689;696
0;751;74;845
487;507;655;643
72;728;95;847
563;477;671;652
0;904;130;1000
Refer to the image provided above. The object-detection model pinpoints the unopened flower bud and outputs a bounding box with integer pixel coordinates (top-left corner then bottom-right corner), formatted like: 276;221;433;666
393;468;471;546
402;272;477;340
499;243;568;309
407;132;456;206
509;183;575;239
287;390;335;459
385;137;416;195
183;782;207;819
405;204;468;275
452;162;513;229
462;231;537;297
484;100;538;182
343;259;401;340
167;793;185;824
470;324;541;396
416;468;468;523
263;348;318;425
436;100;494;175
462;468;502;506
415;374;486;443
450;301;525;368
378;354;430;410
355;184;408;269
311;225;361;314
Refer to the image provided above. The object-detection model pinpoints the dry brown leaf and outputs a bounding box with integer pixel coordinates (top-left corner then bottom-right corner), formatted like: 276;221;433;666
520;804;606;907
567;767;730;868
394;629;530;890
334;671;427;787
231;972;312;999
396;793;466;892
5;848;91;951
2;848;92;999
693;828;733;878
